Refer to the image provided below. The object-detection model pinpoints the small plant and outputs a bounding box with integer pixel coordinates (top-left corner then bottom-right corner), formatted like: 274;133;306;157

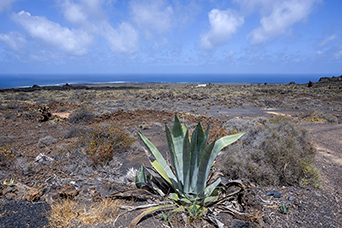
65;125;135;167
278;202;290;214
68;106;94;123
0;144;16;166
3;178;15;185
159;211;169;225
133;115;245;225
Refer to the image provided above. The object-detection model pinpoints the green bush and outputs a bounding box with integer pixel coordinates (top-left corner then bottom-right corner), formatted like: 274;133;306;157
221;116;321;187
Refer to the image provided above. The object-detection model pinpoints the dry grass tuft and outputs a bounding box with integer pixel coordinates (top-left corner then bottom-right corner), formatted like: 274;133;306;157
47;198;123;227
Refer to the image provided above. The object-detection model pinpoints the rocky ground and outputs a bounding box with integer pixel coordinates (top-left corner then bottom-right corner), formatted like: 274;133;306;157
0;77;341;227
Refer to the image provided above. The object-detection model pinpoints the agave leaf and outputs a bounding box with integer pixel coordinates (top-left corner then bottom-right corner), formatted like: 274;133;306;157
129;204;177;227
202;133;246;190
204;177;221;197
172;205;185;213
182;123;188;138
168;193;179;201
171;115;185;186
150;160;172;187
203;196;219;207
135;165;147;189
196;140;216;194
179;197;192;205
138;131;179;189
202;122;210;152
182;129;192;193
189;122;209;193
165;124;181;187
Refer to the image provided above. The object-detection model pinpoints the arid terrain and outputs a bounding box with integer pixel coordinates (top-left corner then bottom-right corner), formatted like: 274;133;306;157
0;76;341;227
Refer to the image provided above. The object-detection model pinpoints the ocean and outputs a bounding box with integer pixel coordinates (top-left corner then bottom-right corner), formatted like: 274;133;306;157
0;73;330;88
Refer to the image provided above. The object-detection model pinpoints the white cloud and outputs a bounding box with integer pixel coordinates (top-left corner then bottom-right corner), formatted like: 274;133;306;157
58;0;114;24
223;50;235;57
335;49;342;60
317;34;339;48
11;11;92;55
62;1;88;24
0;0;16;13
101;22;139;54
130;0;174;36
56;0;139;54
0;32;26;52
200;9;244;49
248;0;321;45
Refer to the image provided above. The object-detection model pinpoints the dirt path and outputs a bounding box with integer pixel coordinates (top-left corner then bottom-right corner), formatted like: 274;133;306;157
302;123;342;195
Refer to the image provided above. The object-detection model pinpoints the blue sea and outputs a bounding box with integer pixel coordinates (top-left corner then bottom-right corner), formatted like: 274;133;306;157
0;73;331;88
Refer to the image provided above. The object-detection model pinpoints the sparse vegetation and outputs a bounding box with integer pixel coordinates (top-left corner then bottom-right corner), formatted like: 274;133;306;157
0;144;16;166
0;79;340;227
221;116;321;187
68;106;94;123
37;136;57;148
47;198;122;227
64;124;135;166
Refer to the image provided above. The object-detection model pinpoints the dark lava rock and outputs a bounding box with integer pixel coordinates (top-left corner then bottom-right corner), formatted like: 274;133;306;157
266;190;281;198
0;200;51;228
230;219;251;228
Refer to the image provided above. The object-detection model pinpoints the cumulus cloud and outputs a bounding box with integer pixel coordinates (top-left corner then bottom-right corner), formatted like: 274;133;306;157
248;0;321;45
11;11;92;55
56;0;139;54
58;0;115;24
0;0;16;13
130;0;174;36
200;9;244;49
61;1;88;24
101;22;139;54
0;31;26;52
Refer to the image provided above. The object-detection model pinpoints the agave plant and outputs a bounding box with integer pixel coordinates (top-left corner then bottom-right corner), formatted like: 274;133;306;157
137;115;245;203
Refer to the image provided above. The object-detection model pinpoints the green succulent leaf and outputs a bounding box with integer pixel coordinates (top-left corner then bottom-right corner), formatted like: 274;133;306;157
204;177;221;197
135;165;147;188
182;129;192;193
151;160;172;186
129;204;177;228
138;131;179;189
203;195;219;207
201;132;246;192
196;140;216;194
171;115;185;186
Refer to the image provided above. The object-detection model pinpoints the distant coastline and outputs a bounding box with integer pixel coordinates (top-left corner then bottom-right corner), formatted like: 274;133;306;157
0;73;335;89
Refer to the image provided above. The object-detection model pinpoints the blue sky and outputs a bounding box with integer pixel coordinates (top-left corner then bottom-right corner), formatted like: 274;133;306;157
0;0;341;75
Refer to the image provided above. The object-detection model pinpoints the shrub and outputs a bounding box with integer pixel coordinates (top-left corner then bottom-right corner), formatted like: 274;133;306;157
0;144;16;166
63;126;88;139
65;125;135;167
221;116;321;187
309;112;338;123
37;136;58;148
68;107;94;123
